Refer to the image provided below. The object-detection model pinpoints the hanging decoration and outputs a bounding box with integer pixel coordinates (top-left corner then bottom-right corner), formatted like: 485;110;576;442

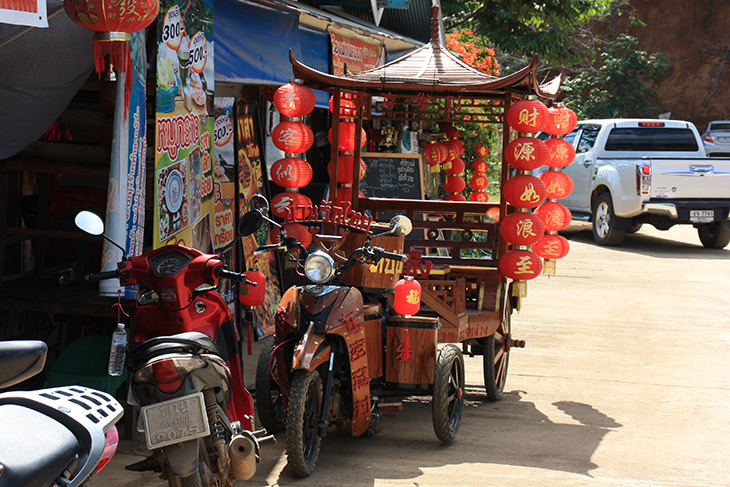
271;192;313;220
545;138;576;168
329;93;367;206
506;97;548;134
503;174;546;209
505;137;549;171
499;249;543;281
500;212;545;247
272;121;314;154
533;234;570;260
327;155;367;184
393;276;421;316
270;157;313;188
239;269;267;307
540;170;574;200
445;157;465;175
328;122;367;152
273;82;316;118
544;104;578;136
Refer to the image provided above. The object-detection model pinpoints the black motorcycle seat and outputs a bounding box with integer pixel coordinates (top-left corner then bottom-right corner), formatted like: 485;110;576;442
129;332;220;367
0;404;79;487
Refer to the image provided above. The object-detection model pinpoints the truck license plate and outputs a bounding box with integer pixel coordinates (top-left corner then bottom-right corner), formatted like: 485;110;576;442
690;210;714;223
141;392;210;450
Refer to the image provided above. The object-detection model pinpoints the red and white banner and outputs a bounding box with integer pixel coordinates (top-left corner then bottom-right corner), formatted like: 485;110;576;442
0;0;47;27
329;31;381;75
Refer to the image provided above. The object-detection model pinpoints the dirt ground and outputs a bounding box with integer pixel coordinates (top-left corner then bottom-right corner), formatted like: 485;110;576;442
96;222;730;487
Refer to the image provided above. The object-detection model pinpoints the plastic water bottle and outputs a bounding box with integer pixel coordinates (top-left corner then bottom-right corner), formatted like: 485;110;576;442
108;323;127;376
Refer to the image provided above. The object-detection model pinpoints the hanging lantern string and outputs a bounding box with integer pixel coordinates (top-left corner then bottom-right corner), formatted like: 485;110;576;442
112;290;129;322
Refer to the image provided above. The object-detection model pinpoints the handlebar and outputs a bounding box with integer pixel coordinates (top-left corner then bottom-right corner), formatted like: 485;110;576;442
372;247;408;262
84;270;120;282
215;267;257;286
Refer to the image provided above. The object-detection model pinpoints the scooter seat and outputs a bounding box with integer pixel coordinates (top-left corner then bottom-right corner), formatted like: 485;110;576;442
129;332;220;367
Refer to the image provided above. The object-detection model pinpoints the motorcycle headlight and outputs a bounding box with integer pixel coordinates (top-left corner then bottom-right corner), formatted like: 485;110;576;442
304;251;335;284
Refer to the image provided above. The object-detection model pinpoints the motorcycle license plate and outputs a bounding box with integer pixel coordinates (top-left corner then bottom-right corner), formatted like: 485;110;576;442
690;210;714;223
141;392;210;450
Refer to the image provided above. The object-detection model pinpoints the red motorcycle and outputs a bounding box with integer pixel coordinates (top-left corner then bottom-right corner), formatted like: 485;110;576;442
76;210;270;487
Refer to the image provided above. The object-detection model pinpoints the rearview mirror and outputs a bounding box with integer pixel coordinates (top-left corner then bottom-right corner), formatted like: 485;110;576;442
389;215;412;237
239;210;264;237
75;211;104;236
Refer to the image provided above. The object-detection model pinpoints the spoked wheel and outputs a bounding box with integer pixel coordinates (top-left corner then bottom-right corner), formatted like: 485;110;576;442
432;344;464;443
285;370;323;478
592;193;626;246
255;337;286;433
698;222;730;249
483;293;513;401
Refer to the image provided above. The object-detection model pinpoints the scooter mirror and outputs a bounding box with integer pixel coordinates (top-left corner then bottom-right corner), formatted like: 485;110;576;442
75;211;105;236
389;215;412;237
250;194;270;213
239;210;264;237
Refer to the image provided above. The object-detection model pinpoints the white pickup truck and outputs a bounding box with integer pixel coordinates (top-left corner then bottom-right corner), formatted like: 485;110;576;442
552;119;730;248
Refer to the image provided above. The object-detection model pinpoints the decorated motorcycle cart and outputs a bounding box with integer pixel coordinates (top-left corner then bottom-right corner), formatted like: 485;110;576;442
254;6;576;478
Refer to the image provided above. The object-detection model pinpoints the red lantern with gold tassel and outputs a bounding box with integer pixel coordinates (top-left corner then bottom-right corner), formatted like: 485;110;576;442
327;155;366;184
445;194;467;201
394;276;421;316
272;121;314;154
472;159;489;174
274;82;316;118
500;212;545;246
475;144;489;158
533;234;570;260
65;0;159;109
445;157;465;175
540;170;574;200
505;137;549;171
239;270;266;307
329;123;367;152
270;157;313;188
535;201;572;232
470;192;489;202
469;174;489;191
544;105;578;136
506;98;548;133
503;174;547;209
424;143;442;166
545;138;576;168
444;176;466;194
499;249;543;281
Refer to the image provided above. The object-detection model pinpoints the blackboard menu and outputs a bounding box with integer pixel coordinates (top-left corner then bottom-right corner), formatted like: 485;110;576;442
359;152;423;199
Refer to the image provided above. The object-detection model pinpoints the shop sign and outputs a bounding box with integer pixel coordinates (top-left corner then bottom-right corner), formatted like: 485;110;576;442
330;31;381;75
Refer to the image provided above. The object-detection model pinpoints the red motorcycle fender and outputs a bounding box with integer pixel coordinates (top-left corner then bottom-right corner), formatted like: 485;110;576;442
163;438;201;477
291;322;331;372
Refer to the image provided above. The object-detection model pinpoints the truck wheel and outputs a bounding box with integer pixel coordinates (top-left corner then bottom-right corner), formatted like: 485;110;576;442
627;223;643;234
286;370;322;478
255;337;286;433
432;344;464;444
698;222;730;249
592;193;626;246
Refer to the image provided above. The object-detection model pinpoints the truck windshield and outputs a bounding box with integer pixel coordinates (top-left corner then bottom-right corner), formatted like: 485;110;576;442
604;128;699;152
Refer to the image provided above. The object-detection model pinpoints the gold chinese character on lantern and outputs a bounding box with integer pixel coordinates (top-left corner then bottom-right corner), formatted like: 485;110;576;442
516;219;537;239
514;141;536;161
515;256;534;274
520;183;541;204
518;107;540;128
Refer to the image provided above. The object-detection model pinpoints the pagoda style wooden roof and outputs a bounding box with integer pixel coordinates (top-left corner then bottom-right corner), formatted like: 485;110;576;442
290;5;562;99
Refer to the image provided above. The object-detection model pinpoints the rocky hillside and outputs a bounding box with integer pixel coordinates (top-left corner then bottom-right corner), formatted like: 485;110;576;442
629;0;730;131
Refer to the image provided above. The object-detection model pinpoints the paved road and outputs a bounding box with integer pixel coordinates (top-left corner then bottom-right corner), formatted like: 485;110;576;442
97;223;730;486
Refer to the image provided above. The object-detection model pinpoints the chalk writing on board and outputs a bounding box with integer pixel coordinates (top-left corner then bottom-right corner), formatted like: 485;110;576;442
359;153;423;199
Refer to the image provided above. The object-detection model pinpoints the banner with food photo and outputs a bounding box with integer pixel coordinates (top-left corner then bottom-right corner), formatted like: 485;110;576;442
236;101;281;337
154;0;215;250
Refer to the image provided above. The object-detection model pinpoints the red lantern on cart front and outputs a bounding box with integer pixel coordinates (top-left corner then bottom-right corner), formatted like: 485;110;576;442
328;155;366;184
535;201;572;231
545;138;576;168
505;137;549;171
470;174;489;191
444;176;466;193
394;276;421;316
506;98;548;133
270;157;313;188
533;234;570;260
445;157;465;175
329;123;367;152
500;212;545;246
239;270;266;307
503;174;546;209
472;159;489;174
272;122;314;154
544;105;578;136
271;192;312;219
499;249;543;281
274;82;316;118
540;170;574;199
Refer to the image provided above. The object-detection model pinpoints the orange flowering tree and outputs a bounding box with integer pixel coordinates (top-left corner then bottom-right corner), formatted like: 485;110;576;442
446;30;500;76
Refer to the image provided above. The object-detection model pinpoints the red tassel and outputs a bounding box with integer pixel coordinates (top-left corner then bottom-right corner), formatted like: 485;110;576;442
93;38;133;121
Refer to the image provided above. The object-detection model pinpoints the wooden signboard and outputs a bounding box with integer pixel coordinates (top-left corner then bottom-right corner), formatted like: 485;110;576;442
359;152;424;200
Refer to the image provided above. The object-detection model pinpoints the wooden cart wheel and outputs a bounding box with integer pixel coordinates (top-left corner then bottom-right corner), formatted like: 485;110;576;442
255;337;286;434
432;344;464;443
285;369;323;478
482;287;512;401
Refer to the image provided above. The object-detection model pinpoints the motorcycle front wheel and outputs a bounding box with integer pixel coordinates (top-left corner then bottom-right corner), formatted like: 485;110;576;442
285;369;323;478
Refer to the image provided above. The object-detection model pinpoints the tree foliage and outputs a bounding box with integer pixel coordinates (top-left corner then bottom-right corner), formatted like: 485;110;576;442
445;30;501;76
441;0;616;66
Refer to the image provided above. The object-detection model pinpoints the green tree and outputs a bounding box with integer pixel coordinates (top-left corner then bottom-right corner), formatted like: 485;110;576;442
441;0;617;66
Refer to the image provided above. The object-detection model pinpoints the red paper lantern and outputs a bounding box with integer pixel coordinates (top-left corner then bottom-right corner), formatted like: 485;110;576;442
470;191;489;202
472;159;489;174
272;121;314;154
500;212;545;246
499;249;543;281
239;270;266;307
545;138;576;168
544;106;578;136
503;174;547;209
445;194;467;201
65;0;158;105
506;98;548;133
453;139;465;156
424;143;442;166
475;144;489;158
505;137;548;171
444;176;466;193
329;95;358;118
335;186;365;205
328;155;366;184
445;157;465;175
274;82;316;118
444;140;459;162
533;234;570;259
393;276;421;316
282;223;313;248
435;143;449;164
270;157;313;188
271;192;313;219
260;86;277;102
540;171;574;199
328;123;367;152
470;174;489;190
444;125;460;138
535;201;572;231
